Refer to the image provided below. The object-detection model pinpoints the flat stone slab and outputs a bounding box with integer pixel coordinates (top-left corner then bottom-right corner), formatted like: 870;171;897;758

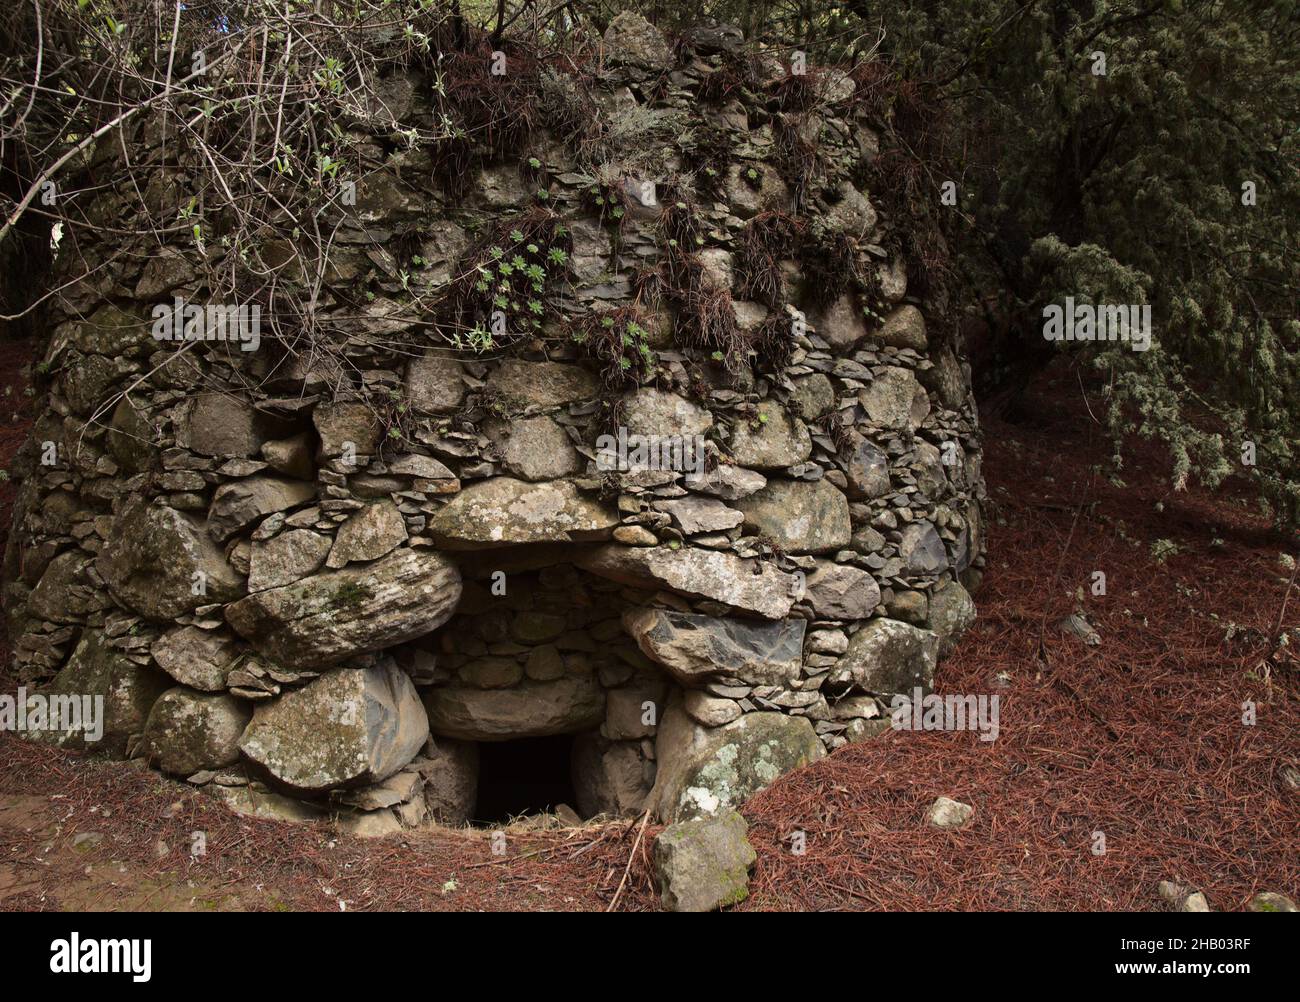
578;544;797;619
424;478;618;548
422;676;605;741
225;547;461;668
623;607;804;687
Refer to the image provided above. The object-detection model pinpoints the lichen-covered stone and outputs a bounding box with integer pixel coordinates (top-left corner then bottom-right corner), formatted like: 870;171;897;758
151;626;240;691
239;661;428;792
655;809;756;912
97;499;245;620
141;688;251;776
649;698;825;821
734;477;852;554
927;580;977;657
225;548;461;668
34;629;171;756
832;618;939;695
424;478;618;548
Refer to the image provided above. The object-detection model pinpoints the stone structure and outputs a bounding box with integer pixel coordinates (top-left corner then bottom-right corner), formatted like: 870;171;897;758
2;15;985;832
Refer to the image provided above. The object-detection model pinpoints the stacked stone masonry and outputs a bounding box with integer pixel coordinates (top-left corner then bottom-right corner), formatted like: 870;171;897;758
2;14;985;831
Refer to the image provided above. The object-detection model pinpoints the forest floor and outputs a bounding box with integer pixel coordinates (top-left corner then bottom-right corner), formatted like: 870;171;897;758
0;335;1296;912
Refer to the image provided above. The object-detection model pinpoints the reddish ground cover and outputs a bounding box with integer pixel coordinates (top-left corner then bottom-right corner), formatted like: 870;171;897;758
0;344;1295;911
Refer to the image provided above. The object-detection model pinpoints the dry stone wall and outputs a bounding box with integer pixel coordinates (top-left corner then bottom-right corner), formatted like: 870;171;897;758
3;14;985;831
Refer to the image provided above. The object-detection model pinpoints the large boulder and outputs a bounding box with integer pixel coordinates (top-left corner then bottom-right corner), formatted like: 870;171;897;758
623;608;804;687
734;478;852;554
35;629;171;756
831;618;939;695
579;545;797;619
141;688;251;775
97;499;245;620
422;676;605;741
424;478;618;548
649;698;825;821
225;548;462;668
239;662;429;792
654;809;756;912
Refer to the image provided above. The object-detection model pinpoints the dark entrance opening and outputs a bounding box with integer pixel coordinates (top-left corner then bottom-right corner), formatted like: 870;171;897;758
473;734;579;825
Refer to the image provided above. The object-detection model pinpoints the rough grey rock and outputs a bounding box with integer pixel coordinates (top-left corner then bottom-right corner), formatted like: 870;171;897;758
326;499;408;568
649;697;825;821
1246;891;1298;912
572;733;653;817
97;499;244;620
405;354;465;413
623;607;804;687
424;478;618;548
621;387;713;438
489;415;582;481
603;11;674;71
423;676;604;741
487;359;597;410
858;367;930;431
239;662;428;792
655;497;743;534
248;528;332;591
207;476;316;541
843;433;891;499
313;401;380;458
579;545;797;619
833;618;939;695
898;521;948;574
875;305;928;350
728;405;812;470
420;737;479;825
260;433;314;480
175;393;264;458
926;796;973;829
655;809;756;911
151;626;239;691
927;580;977;657
141;688;251;776
689;465;767;500
225;548;462;668
804;562;882;620
734;477;852;554
35;629;170;756
813;294;869;350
